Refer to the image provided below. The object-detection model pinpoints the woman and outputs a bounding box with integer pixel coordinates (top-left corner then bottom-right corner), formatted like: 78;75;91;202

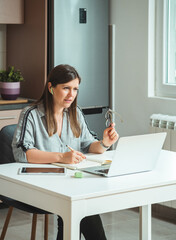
12;64;119;240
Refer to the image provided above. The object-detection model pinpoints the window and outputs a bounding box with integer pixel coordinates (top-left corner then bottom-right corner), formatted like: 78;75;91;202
154;0;176;98
167;0;176;85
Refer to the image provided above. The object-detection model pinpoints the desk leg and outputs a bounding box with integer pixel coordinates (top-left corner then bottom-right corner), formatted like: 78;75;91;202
62;201;85;240
139;205;152;240
62;215;80;240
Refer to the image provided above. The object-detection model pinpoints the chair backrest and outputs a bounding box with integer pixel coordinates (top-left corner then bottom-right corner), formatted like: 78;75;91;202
0;124;17;164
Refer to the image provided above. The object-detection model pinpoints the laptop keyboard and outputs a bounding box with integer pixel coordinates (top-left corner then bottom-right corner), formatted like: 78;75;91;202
96;168;109;174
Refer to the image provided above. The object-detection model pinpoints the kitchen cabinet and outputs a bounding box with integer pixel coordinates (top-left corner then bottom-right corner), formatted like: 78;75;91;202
0;108;21;205
0;109;21;129
0;0;24;24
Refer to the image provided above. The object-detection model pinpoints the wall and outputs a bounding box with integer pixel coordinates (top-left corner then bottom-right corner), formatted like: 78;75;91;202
0;25;6;70
110;0;176;137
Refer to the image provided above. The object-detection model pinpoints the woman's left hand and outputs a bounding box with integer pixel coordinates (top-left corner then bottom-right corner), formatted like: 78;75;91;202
102;123;119;148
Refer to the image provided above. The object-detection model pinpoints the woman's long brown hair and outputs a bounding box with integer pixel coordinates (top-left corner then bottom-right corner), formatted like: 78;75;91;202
38;64;81;137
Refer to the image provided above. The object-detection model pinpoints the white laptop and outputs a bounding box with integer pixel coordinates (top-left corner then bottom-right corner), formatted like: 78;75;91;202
82;132;166;177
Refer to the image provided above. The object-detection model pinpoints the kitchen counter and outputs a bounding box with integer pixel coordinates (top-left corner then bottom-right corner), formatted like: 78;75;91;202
0;98;34;111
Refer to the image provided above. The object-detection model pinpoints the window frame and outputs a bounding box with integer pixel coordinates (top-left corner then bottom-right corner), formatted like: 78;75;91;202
154;0;176;98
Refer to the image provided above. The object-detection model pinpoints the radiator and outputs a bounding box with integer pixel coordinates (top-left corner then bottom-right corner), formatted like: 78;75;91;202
150;114;176;208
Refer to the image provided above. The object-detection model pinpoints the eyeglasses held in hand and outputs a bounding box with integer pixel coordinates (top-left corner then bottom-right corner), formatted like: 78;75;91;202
105;109;123;127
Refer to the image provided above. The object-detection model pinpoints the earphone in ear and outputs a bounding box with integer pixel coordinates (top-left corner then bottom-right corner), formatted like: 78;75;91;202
50;87;53;95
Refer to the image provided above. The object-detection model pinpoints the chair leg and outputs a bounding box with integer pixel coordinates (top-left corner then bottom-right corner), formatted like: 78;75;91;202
44;214;49;240
0;206;13;240
31;214;37;240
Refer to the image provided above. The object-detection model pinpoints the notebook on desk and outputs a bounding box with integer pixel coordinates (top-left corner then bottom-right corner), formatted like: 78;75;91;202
52;151;114;170
82;132;166;177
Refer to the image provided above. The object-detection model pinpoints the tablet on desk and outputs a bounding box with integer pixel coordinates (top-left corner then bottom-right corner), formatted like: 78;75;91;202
18;167;66;175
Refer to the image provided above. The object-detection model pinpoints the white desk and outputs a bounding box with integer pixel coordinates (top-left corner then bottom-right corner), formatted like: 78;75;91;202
0;150;176;240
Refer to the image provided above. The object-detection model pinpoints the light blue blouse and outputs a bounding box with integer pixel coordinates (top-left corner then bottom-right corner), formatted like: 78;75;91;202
12;103;97;163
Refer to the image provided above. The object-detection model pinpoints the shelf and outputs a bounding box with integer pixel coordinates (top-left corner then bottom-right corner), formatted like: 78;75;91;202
0;98;28;105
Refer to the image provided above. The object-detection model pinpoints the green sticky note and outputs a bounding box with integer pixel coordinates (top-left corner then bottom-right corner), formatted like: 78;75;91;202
74;172;83;178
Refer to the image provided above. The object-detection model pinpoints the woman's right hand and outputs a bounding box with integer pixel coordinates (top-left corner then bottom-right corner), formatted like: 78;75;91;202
60;150;86;164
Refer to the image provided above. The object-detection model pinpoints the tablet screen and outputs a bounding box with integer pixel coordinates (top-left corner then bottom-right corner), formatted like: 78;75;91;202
19;167;66;175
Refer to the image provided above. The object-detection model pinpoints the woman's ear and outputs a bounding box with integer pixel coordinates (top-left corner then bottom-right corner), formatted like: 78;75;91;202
48;82;53;95
48;82;51;90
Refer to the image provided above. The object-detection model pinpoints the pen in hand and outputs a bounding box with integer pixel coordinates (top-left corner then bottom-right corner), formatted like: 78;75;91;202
66;145;86;162
66;145;74;152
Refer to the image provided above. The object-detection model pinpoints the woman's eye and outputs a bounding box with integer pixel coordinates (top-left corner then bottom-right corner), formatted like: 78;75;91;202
63;87;79;91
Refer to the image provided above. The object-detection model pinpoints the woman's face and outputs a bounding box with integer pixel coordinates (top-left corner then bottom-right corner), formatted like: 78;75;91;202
49;78;79;110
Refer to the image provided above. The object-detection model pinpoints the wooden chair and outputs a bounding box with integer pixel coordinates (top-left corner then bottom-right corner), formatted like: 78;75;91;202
0;124;50;240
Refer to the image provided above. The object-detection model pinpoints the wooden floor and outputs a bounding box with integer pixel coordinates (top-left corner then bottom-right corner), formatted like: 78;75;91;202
0;207;176;240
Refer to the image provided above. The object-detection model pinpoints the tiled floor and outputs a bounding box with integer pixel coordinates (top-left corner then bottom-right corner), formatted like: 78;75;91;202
0;207;176;240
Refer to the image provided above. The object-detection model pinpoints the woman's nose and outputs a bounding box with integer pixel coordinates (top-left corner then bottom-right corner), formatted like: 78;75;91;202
68;89;74;96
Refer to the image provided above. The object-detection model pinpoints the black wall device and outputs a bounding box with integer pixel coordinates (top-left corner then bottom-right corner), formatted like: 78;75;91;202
79;8;87;23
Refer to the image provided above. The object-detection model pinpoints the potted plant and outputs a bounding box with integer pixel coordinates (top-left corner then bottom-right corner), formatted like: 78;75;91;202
0;66;24;100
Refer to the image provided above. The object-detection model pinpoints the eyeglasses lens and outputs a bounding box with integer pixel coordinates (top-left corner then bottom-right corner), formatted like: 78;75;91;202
105;111;112;127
